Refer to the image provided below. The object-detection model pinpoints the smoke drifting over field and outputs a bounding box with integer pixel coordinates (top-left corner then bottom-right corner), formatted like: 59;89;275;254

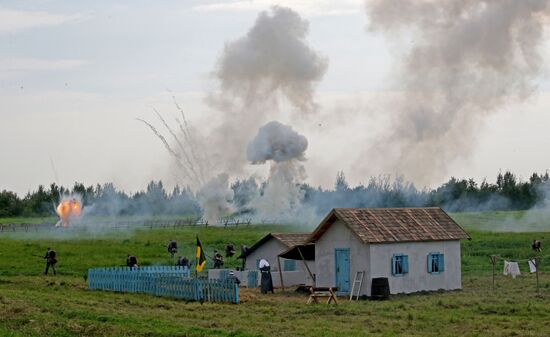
363;0;550;185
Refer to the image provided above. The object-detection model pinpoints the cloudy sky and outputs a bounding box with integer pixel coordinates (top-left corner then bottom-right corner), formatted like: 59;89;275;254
2;0;550;196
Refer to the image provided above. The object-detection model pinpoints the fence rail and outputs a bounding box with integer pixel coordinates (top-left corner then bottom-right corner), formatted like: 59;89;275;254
0;217;259;233
87;266;238;304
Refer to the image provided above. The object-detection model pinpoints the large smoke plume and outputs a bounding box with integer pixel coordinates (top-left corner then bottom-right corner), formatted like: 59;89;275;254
247;121;313;222
206;5;328;176
362;0;550;186
195;6;326;221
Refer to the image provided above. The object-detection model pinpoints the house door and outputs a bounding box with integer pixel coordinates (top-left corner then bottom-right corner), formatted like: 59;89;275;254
335;248;350;293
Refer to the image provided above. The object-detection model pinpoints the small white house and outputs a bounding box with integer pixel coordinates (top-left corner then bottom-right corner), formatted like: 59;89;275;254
309;208;470;296
239;233;315;287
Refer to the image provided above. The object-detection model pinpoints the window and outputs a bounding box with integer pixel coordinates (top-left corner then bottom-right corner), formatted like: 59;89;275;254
391;254;409;276
283;259;296;271
427;253;445;274
256;259;261;269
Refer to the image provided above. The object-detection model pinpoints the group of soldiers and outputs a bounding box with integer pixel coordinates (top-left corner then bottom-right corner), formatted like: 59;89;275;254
123;240;240;270
43;239;264;293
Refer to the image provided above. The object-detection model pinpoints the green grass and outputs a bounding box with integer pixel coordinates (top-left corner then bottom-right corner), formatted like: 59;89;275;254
0;212;548;336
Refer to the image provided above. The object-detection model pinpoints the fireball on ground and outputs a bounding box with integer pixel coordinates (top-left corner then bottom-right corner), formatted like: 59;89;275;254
55;198;82;228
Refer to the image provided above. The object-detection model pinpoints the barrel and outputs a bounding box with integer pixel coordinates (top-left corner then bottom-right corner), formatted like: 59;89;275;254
371;277;390;300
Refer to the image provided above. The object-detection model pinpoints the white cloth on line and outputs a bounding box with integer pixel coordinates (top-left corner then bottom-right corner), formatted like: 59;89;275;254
503;260;521;279
528;259;537;273
259;259;270;268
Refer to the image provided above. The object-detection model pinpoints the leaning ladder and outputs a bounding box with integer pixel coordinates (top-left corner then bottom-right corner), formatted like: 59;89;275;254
349;271;365;301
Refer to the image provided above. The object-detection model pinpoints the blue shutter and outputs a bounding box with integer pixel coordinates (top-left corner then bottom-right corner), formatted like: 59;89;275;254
402;255;409;274
391;255;397;276
256;259;261;269
427;254;433;273
438;254;445;272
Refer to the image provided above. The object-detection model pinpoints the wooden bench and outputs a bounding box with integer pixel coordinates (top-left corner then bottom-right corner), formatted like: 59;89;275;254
306;287;338;305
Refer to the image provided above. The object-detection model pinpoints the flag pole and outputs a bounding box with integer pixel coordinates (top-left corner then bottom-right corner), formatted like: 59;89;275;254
195;235;198;279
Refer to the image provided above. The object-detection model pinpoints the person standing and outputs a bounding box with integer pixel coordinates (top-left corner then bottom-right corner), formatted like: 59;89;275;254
259;258;274;294
44;247;57;275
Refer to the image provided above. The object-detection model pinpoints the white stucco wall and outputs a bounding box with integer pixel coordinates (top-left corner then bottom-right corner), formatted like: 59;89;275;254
369;240;462;295
314;220;368;291
245;238;287;270
314;220;463;296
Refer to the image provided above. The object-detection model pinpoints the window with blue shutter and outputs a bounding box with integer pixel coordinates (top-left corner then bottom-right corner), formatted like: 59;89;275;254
391;254;409;276
427;253;444;274
283;259;296;271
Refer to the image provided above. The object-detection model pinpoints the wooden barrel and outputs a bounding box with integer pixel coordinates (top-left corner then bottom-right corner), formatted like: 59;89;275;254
371;277;390;300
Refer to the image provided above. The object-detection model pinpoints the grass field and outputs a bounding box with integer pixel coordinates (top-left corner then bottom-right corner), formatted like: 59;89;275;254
0;212;549;337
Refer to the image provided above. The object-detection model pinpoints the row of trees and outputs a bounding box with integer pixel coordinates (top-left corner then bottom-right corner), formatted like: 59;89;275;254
1;171;549;218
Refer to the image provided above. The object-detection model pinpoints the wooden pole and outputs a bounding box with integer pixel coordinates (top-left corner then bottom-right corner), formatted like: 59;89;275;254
535;257;540;295
277;256;285;292
297;247;315;286
490;255;496;291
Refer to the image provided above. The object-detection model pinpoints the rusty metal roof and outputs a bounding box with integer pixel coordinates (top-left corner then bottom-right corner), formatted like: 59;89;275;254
238;233;311;258
308;208;469;244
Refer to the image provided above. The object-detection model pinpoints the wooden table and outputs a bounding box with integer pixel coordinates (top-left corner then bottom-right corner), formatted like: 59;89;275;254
306;287;338;305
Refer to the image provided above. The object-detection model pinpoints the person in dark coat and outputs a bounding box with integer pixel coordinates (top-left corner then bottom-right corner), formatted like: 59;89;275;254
213;250;224;269
228;271;241;286
126;255;138;269
44;247;57;275
259;258;274;294
532;240;542;252
176;256;190;268
167;240;178;258
225;243;235;258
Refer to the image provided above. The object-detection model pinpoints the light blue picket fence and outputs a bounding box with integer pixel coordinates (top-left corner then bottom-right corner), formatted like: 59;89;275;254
87;266;238;304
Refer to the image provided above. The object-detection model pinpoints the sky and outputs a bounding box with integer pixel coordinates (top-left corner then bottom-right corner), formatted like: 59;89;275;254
2;0;550;196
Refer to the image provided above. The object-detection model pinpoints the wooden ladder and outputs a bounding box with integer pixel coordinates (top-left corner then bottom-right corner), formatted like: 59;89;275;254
349;271;365;301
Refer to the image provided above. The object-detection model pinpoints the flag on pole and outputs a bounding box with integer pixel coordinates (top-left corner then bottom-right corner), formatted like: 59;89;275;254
196;236;206;272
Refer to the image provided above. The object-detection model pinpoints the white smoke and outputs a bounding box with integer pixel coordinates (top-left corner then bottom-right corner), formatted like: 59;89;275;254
362;0;550;186
205;5;328;176
246;120;308;163
197;173;234;223
247;121;315;223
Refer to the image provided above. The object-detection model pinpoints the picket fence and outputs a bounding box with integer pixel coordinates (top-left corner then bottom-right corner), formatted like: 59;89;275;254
87;266;238;304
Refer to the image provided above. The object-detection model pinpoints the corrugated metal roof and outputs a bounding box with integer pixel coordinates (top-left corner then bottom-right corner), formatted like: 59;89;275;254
308;208;470;244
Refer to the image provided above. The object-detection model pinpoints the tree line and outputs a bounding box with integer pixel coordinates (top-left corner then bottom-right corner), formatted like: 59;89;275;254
1;171;549;218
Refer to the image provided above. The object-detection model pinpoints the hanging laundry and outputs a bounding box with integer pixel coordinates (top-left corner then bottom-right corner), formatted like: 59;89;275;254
528;259;537;273
503;260;521;279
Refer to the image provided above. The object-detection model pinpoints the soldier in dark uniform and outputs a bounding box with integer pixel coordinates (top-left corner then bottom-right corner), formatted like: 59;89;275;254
225;243;235;257
167;240;178;258
126;254;138;269
44;247;57;275
213;250;224;269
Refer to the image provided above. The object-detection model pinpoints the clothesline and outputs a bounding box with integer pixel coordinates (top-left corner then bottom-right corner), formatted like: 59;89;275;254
489;254;546;263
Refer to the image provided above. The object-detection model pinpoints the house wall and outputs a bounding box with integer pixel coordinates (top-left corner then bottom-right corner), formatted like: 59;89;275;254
314;220;463;296
314;220;368;292
368;240;462;295
244;238;287;270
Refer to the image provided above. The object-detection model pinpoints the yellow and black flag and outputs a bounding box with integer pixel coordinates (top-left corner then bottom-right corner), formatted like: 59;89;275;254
195;236;206;273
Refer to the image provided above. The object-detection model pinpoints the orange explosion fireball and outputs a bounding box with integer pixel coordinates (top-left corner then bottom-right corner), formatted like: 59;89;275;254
56;198;82;228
